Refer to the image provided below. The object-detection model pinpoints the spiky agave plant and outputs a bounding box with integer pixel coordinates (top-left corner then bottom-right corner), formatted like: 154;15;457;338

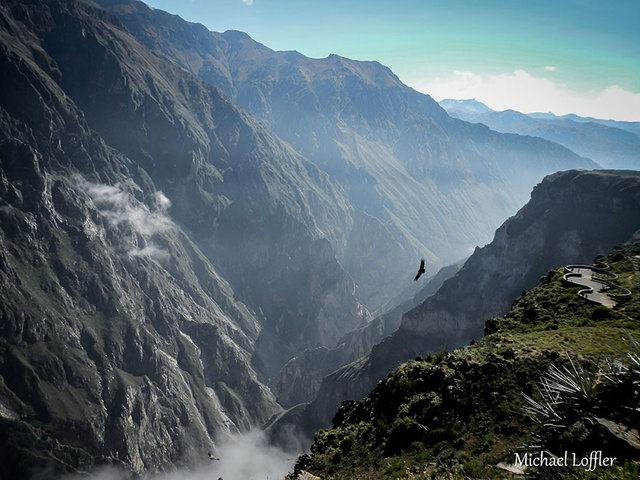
521;387;563;428
543;358;606;404
521;357;608;428
522;332;640;428
618;331;640;420
624;331;640;373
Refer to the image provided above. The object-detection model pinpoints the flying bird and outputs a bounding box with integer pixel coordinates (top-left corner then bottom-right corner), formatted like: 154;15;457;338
413;259;426;281
208;452;220;461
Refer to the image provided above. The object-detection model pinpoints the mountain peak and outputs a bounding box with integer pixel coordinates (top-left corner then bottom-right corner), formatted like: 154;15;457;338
222;29;252;41
439;98;493;114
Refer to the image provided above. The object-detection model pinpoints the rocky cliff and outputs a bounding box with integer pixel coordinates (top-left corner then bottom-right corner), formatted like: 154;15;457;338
0;0;369;476
33;0;370;382
273;169;640;444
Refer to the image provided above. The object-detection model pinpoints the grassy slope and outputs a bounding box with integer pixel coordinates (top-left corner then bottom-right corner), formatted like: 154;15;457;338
290;237;640;480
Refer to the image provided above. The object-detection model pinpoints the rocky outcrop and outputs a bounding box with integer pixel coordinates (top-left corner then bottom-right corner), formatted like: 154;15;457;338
374;169;640;375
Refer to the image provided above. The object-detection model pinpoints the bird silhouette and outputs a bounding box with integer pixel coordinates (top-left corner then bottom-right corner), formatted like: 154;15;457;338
208;452;220;461
413;259;426;281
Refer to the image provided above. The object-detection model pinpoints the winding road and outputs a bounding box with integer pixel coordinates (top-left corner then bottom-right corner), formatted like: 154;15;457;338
563;265;617;308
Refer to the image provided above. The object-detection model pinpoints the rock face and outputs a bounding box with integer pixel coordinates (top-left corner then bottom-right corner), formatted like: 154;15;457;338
384;169;640;360
274;169;640;443
33;0;369;383
441;99;640;170
272;262;461;408
94;0;598;312
0;0;368;476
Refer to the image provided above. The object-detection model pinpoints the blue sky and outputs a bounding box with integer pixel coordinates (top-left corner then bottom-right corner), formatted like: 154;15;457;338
144;0;640;121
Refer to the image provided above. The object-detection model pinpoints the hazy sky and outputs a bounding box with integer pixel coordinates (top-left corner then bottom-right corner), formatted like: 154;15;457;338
143;0;639;121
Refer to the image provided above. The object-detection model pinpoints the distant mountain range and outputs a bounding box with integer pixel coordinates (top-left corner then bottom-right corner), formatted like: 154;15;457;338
440;99;640;170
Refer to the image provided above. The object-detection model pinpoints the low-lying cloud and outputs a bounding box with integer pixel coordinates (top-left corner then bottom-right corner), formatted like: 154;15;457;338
417;69;640;122
76;176;173;260
203;430;296;480
60;430;297;480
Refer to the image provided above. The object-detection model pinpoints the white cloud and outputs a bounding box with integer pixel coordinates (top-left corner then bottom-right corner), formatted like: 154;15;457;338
154;191;172;212
241;0;254;5
415;69;640;121
544;65;557;71
128;244;170;261
206;430;296;480
76;176;173;259
61;430;296;480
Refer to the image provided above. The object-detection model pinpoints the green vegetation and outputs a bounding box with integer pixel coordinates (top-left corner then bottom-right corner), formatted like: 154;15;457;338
289;238;640;479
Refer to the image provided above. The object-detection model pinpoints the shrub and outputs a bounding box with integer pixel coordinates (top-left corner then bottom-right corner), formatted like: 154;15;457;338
591;305;614;321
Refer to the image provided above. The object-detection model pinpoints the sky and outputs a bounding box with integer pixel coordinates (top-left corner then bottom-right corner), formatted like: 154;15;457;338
143;0;640;121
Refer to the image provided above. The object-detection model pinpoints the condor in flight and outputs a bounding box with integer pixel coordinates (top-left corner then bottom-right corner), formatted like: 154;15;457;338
413;259;426;281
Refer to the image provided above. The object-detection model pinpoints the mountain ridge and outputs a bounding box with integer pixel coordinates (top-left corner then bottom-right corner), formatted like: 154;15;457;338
95;0;598;313
440;98;640;170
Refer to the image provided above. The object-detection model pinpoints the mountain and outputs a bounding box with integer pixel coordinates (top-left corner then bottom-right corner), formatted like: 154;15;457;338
93;0;598;313
44;0;371;381
439;98;494;115
37;0;372;382
271;169;640;445
529;111;640;138
289;234;640;479
441;99;640;170
0;0;369;475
